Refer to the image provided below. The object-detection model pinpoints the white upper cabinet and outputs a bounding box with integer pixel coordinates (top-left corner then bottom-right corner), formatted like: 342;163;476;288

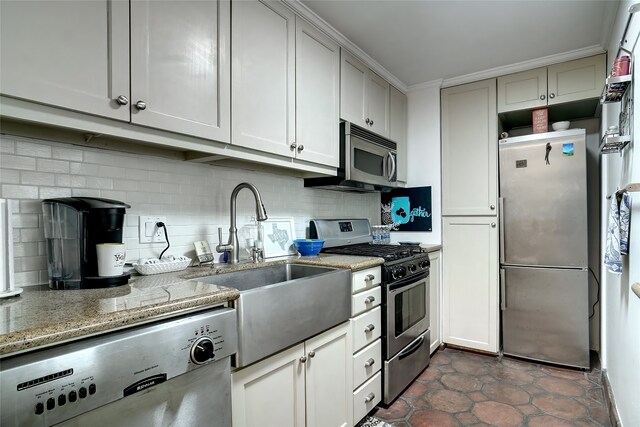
497;54;605;113
340;50;390;137
130;0;230;142
389;86;407;183
441;79;498;216
0;0;130;121
232;0;296;157
295;17;340;167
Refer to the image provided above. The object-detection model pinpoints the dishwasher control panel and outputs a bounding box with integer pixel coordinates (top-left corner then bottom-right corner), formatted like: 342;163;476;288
0;307;237;427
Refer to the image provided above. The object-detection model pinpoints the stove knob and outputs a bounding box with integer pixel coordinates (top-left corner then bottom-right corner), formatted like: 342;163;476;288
408;264;417;273
396;266;406;279
419;260;430;269
191;337;215;364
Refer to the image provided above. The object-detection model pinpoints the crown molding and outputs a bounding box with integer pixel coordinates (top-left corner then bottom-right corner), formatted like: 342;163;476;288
283;0;408;92
407;79;444;93
440;45;606;88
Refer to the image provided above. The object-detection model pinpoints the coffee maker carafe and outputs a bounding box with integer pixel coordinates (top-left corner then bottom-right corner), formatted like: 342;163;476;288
42;197;131;289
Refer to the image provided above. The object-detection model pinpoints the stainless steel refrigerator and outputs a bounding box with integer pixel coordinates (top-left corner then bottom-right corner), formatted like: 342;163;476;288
499;129;589;369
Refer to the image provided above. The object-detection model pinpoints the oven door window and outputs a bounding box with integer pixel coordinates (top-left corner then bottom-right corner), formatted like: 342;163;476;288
354;147;385;177
394;280;426;337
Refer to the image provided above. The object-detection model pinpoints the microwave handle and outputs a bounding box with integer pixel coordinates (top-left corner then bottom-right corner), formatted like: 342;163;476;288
387;152;396;182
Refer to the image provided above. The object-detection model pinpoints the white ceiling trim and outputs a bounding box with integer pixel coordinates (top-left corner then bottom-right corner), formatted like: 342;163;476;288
441;45;606;88
284;0;408;92
407;79;443;93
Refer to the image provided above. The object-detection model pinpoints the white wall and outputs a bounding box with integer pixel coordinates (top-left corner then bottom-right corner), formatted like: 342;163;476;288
600;1;640;425
391;81;442;245
0;134;380;287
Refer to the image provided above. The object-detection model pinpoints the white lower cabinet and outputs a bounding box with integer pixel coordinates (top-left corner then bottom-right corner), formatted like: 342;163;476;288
232;321;352;427
428;250;441;354
353;372;382;423
442;217;499;353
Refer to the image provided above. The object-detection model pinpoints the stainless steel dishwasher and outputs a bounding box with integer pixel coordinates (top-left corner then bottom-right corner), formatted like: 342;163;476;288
0;307;237;427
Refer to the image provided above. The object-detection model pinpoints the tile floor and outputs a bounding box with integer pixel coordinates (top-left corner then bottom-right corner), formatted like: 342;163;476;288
373;348;612;427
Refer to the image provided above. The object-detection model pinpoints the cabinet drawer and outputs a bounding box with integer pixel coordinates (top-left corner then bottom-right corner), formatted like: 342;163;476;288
351;286;381;316
353;339;381;389
352;306;381;352
353;371;381;423
352;266;381;293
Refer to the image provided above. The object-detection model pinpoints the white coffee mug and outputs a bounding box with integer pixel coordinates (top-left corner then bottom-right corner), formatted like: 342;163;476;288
96;243;126;277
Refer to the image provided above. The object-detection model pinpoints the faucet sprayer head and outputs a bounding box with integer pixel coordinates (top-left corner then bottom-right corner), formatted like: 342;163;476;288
256;204;268;222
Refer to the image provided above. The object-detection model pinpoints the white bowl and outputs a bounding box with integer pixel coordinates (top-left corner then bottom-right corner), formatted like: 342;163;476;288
552;121;570;131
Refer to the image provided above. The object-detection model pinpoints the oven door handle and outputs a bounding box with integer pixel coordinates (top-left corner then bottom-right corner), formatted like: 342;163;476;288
398;335;425;360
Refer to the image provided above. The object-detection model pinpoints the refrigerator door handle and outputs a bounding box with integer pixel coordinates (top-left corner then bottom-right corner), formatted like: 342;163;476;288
499;197;505;264
500;268;507;310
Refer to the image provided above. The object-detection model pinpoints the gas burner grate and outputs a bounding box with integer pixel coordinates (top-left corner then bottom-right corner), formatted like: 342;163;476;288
323;243;423;261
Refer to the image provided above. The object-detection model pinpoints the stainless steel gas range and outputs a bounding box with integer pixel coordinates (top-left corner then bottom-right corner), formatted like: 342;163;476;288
310;219;431;406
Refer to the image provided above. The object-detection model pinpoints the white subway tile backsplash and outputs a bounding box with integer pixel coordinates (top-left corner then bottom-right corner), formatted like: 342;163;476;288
2;134;379;286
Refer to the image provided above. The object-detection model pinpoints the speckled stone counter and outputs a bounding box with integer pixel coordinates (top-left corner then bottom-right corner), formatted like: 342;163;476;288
0;254;383;358
420;243;442;253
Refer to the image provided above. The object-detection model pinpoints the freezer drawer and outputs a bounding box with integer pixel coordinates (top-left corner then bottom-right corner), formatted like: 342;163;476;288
501;266;589;368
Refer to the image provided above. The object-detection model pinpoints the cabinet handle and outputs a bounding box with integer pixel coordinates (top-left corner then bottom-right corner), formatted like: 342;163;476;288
364;296;375;304
490;204;495;210
290;142;297;150
491;222;496;228
549;93;555;99
365;274;375;282
364;392;376;403
370;119;374;126
364;324;375;333
364;358;375;368
115;95;129;106
308;351;315;358
365;118;371;125
300;356;307;363
297;144;304;153
539;94;546;101
134;100;147;110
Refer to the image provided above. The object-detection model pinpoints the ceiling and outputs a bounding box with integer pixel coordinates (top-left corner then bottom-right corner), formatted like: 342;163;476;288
300;0;618;87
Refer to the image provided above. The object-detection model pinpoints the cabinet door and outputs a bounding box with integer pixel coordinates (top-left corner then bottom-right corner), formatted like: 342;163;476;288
295;18;340;167
547;54;605;105
130;0;230;142
389;86;407;183
441;79;498;216
232;0;295;157
497;67;547;113
442;217;499;353
0;0;129;121
367;71;390;137
305;323;353;427
232;343;305;427
340;50;368;128
428;250;441;354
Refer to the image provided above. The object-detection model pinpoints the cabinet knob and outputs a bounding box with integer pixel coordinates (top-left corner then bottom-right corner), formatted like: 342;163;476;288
134;100;147;110
364;296;375;304
300;356;307;363
490;204;496;210
549;93;556;99
115;95;129;106
364;324;375;333
370;119;374;126
364;392;376;403
364;358;375;368
365;118;371;125
297;144;304;153
539;94;546;101
365;274;375;282
308;351;315;358
491;222;496;228
290;142;297;150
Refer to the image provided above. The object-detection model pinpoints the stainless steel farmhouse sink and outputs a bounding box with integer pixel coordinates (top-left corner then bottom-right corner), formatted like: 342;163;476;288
191;263;351;367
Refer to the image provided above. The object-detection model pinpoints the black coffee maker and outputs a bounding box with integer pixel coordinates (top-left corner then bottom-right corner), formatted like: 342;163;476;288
42;197;131;289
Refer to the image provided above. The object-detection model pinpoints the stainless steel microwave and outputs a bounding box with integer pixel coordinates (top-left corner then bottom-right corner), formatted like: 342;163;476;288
304;121;397;192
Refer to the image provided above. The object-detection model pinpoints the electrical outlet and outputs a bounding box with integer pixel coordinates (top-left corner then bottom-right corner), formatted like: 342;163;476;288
139;216;167;243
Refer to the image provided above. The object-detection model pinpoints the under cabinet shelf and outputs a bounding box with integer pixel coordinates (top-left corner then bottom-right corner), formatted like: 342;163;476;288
599;134;631;154
601;74;632;104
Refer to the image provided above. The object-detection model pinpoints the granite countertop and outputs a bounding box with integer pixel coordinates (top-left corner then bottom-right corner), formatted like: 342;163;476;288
0;254;383;358
420;243;442;253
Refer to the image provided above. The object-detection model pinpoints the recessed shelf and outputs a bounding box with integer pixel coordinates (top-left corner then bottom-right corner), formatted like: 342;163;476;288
601;74;632;104
599;134;631;154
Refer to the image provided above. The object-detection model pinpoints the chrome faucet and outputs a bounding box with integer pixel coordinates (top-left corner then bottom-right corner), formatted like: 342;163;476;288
216;183;268;264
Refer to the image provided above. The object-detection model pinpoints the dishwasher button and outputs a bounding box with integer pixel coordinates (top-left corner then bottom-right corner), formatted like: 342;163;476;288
89;384;96;395
34;402;44;415
58;394;66;406
79;387;87;398
68;391;77;402
46;398;55;410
